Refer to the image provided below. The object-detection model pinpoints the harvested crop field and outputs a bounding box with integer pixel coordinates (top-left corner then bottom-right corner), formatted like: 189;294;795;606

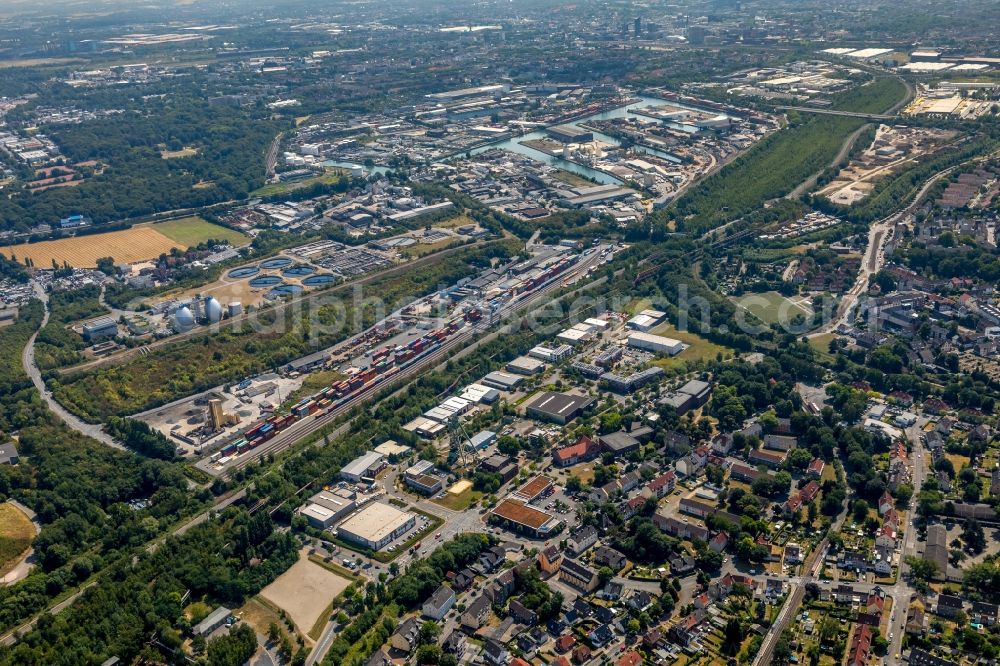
0;502;36;577
259;553;351;633
0;218;246;268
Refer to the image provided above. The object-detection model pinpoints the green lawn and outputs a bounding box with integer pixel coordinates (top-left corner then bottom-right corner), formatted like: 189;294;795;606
733;291;811;326
250;171;344;197
649;323;734;370
432;487;483;511
153;216;249;248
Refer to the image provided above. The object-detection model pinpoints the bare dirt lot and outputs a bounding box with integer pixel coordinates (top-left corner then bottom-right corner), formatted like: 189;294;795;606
259;551;352;633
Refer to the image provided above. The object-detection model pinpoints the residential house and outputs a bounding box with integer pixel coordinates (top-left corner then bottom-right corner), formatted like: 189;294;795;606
422;586;456;620
539;545;563;574
460;594;491;633
555;634;577;653
971;601;999;626
848;624;872;666
453;568;476;591
559;558;599;592
905;601;926;634
709;531;729;553
366;648;393;666
749;448;786;468
646;470;677;498
389;616;421;653
669;613;702;647
567;525;598;556
593;545;628;571
679;497;716;519
443;631;465;659
807;458;826;478
878;491;894;516
671;554;696;574
653;514;709;542
764;434;797;452
617;651;642;666
937;594;964;618
626;590;653;612
600;580;624;601
479;545;508;572
482;639;508;666
509;599;538;625
587;624;615;648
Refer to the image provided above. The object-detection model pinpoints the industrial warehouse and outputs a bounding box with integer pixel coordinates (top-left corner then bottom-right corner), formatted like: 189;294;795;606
336;502;416;550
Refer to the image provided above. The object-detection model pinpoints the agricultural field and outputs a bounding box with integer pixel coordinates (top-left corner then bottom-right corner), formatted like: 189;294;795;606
0;218;246;268
259;552;352;636
0;502;36;578
733;291;813;326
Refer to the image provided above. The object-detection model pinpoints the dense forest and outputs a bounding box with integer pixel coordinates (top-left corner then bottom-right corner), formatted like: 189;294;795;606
0;98;284;233
0;301;210;637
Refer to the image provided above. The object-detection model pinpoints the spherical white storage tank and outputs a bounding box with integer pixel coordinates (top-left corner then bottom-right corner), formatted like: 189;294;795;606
204;297;223;323
172;306;195;332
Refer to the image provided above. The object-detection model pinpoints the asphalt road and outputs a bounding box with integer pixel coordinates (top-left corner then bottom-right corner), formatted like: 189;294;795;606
20;282;124;450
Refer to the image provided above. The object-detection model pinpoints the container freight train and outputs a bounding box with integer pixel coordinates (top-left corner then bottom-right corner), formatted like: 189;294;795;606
212;319;468;463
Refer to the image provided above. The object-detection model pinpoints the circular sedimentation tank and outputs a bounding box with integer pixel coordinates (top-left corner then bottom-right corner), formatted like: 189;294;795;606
282;264;315;278
267;284;304;298
302;274;337;287
227;266;259;279
249;275;282;288
260;257;292;269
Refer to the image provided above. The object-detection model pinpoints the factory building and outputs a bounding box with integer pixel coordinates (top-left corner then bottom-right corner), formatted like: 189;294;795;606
339;451;387;483
547;125;593;143
82;316;119;342
627;332;686;356
481;371;523;391
337;502;416;550
300;488;358;529
626;309;666;332
506;356;546;375
529;344;574;362
525;391;596;425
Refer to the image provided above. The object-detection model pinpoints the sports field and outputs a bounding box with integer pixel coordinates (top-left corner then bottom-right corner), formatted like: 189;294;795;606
0;502;36;578
0;217;247;268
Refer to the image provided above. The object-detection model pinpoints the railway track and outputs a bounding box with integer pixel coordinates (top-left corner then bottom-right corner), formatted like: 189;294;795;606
221;248;606;474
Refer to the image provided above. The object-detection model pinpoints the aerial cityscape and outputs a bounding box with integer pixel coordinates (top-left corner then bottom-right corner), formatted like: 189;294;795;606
0;1;998;665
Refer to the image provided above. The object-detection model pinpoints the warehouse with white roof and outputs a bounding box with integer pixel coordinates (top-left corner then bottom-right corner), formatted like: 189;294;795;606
627;331;686;356
337;502;416;550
